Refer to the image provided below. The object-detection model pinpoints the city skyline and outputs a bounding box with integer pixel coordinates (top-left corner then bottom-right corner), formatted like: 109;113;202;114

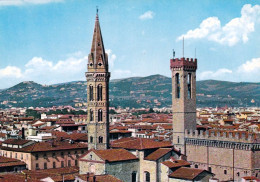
0;0;260;89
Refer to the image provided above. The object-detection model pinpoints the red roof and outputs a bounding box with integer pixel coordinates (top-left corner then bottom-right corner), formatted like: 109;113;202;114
111;137;172;150
144;148;172;161
82;149;138;162
1;140;88;152
0;156;26;168
161;160;191;168
77;174;123;182
3;139;31;145
169;167;212;180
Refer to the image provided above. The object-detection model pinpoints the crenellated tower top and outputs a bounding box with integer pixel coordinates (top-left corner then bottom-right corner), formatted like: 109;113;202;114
170;57;197;71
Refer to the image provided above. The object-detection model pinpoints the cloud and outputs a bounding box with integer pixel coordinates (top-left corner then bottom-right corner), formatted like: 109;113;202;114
238;58;260;73
198;68;232;80
106;49;116;69
139;11;155;20
177;4;260;46
0;0;63;6
0;66;23;78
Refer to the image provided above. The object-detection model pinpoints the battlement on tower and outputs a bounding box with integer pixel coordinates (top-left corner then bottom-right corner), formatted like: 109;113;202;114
185;129;260;143
170;57;197;71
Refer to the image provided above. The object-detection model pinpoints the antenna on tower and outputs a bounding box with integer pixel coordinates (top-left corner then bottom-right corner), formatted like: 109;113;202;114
182;37;184;58
96;6;99;14
173;49;175;59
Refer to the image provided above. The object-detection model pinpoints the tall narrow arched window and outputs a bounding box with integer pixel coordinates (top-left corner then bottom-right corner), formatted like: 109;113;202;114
89;85;93;101
90;136;93;143
98;109;103;121
90;109;93;121
187;73;191;99
98;136;103;143
97;84;103;101
175;73;180;98
132;171;137;182
145;171;150;182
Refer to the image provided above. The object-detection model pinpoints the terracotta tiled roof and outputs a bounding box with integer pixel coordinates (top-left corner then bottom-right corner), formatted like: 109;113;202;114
0;174;41;182
1;140;88;152
169;167;212;180
22;166;79;180
85;149;138;162
111;137;172;150
161;160;191;168
3;139;31;145
0;156;26;168
144;148;172;161
77;174;123;182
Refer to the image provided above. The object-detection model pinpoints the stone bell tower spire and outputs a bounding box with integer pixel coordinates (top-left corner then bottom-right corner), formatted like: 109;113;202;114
86;9;110;150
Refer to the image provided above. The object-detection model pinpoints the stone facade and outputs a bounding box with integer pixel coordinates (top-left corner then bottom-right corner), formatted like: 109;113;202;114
170;57;197;154
86;12;110;150
185;130;260;181
170;57;260;181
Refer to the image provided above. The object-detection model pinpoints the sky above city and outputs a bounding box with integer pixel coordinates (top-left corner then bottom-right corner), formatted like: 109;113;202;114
0;0;260;89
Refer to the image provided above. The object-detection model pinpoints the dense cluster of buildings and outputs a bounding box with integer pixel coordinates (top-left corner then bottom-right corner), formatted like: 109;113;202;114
0;10;259;182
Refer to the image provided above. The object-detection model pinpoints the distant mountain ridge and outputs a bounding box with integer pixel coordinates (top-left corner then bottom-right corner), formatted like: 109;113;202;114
0;75;259;108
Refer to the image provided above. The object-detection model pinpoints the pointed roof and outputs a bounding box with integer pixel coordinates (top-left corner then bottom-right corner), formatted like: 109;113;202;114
89;10;107;69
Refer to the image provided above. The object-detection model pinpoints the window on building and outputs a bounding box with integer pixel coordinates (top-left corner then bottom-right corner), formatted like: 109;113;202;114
90;136;93;143
187;73;192;99
132;171;137;182
81;150;84;154
61;152;64;158
68;151;71;156
237;172;240;176
15;153;17;159
224;170;227;175
61;161;64;168
97;84;103;101
52;152;56;157
177;136;180;144
53;162;56;169
35;154;39;160
43;153;47;159
175;73;180;98
99;136;103;143
89;85;94;101
98;109;103;121
21;154;23;160
44;163;47;169
74;151;78;154
90;154;93;160
75;160;78;166
68;160;71;167
90;109;94;121
195;164;198;168
145;171;150;182
208;167;212;172
36;163;39;170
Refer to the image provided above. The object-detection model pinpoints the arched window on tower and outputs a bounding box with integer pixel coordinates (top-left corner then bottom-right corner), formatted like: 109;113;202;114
187;73;192;99
145;171;150;182
89;109;93;121
89;85;94;101
175;73;180;98
97;84;103;101
90;136;93;143
98;109;103;121
98;136;103;143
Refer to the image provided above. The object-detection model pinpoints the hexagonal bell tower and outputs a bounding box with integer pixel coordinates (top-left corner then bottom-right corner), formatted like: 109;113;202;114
86;10;110;150
170;57;197;154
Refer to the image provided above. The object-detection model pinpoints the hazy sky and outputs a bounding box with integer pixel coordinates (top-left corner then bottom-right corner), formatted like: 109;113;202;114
0;0;260;89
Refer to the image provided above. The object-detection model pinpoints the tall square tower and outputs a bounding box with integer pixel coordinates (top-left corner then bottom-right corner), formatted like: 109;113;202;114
170;57;197;154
